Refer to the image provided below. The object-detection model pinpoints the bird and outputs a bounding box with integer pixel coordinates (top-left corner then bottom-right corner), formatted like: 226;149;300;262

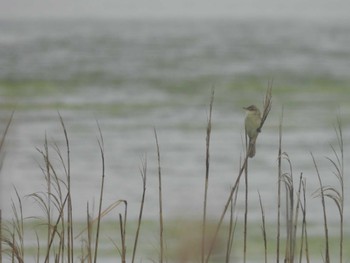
243;105;262;158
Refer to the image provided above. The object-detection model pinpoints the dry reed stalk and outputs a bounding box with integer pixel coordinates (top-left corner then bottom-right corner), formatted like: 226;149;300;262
0;111;14;153
35;232;40;263
154;128;164;263
57;113;74;263
327;117;344;263
43;134;52;261
44;193;69;263
205;85;272;263
119;211;127;263
311;153;330;263
312;118;344;263
12;188;24;262
258;80;273;133
292;173;303;262
243;137;249;263
243;154;249;263
201;87;214;263
280;153;304;263
35;132;75;263
93;120;106;263
225;187;238;263
299;179;309;263
2;188;25;263
75;200;126;240
0;189;24;263
33;151;60;262
258;192;267;263
131;156;147;263
303;184;310;263
276;107;283;263
86;204;92;263
119;194;129;250
0;112;13;263
0;209;2;263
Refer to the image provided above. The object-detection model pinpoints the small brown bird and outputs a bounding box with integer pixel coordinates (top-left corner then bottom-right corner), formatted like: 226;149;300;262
243;105;261;158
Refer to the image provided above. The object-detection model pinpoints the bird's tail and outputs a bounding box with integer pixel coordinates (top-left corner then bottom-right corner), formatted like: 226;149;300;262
248;139;256;158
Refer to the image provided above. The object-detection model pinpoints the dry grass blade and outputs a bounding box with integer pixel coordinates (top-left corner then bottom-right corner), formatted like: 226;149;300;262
119;213;126;263
132;156;147;263
154;128;164;263
0;111;14;172
0;209;2;263
301;179;310;263
291;173;304;263
0;111;14;152
93;120;106;263
75;200;126;239
258;192;267;263
44;193;69;263
86;203;93;263
276;107;283;263
324;118;344;263
311;153;330;263
279;152;298;263
258;81;272;132
4;187;25;263
58;112;74;263
202;87;214;263
225;187;238;263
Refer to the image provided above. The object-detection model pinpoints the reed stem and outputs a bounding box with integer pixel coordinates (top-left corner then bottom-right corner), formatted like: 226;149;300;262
201;88;214;263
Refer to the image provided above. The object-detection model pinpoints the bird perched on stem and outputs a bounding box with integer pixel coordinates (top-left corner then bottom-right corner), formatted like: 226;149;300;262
243;105;262;158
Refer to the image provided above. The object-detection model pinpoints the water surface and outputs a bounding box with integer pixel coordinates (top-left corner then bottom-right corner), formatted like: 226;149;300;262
1;18;350;229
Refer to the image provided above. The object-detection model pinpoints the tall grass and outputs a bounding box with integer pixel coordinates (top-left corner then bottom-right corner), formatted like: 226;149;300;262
201;88;214;263
0;89;347;263
0;112;14;263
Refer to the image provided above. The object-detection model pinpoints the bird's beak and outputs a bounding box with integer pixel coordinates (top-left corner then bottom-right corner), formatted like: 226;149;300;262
243;107;248;110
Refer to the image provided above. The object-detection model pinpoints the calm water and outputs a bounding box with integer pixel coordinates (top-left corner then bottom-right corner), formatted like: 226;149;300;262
1;18;350;229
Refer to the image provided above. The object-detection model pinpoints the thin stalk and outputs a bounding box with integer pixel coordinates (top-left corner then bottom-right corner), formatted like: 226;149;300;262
11;225;15;263
44;193;69;263
281;156;294;263
11;188;24;261
291;173;303;263
0;112;13;263
243;145;249;263
335;116;344;263
225;187;238;263
277;107;283;263
205;152;249;263
0;111;14;153
132;157;147;263
86;203;92;263
258;192;267;263
154;128;164;263
202;88;214;263
339;119;344;263
299;179;307;263
43;134;51;262
0;209;2;263
311;153;330;263
35;232;40;263
0;205;2;255
93;122;106;263
301;180;310;263
58;113;73;263
119;213;126;263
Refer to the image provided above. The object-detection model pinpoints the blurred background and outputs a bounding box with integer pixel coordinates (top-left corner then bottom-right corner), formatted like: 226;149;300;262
1;0;350;229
